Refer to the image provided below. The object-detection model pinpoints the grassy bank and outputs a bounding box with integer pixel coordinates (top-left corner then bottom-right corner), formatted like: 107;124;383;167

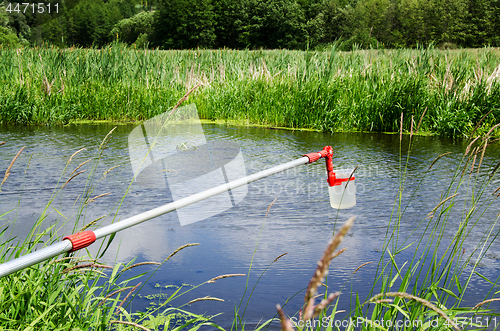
0;45;500;137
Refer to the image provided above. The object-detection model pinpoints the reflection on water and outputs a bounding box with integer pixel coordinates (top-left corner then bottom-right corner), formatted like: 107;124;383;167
1;123;500;329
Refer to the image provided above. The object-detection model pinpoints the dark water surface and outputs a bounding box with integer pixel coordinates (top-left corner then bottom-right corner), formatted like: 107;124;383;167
1;123;500;329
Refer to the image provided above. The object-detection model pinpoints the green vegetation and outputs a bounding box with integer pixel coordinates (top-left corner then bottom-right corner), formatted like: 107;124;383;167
0;45;500;137
1;0;500;49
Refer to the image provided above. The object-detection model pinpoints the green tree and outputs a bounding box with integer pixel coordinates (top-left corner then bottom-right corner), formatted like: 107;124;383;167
66;0;115;46
354;0;389;42
397;0;428;47
0;26;18;46
464;0;493;47
213;0;245;48
240;0;307;49
110;10;155;45
154;0;215;49
491;0;500;46
303;0;353;48
425;0;467;47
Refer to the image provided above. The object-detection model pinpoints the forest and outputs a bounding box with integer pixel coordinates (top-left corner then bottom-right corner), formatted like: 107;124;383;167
0;0;499;50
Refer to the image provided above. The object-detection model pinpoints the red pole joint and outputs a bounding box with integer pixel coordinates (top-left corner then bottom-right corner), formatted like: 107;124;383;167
304;146;355;187
63;231;96;252
323;146;337;186
304;146;332;163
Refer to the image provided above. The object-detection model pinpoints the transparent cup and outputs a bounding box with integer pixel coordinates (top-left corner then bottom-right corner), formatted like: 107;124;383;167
328;169;356;209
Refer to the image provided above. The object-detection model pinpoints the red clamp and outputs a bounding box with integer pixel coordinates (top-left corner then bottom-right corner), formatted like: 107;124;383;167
305;146;354;186
304;146;333;163
330;175;355;186
63;231;96;252
323;146;337;186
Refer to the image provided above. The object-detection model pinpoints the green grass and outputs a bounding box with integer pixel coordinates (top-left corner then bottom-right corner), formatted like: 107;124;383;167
0;130;226;330
0;44;500;137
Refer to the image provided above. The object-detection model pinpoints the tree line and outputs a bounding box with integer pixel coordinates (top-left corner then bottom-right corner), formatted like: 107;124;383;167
1;0;499;49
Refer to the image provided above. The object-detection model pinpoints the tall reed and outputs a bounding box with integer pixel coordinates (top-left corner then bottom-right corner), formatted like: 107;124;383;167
0;44;499;137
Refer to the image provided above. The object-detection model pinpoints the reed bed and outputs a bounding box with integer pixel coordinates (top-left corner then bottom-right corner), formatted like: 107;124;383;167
0;44;499;137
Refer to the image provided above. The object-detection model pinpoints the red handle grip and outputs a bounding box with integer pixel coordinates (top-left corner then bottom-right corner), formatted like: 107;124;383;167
63;231;96;252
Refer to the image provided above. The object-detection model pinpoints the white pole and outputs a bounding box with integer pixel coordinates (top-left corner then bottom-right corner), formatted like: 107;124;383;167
0;156;312;278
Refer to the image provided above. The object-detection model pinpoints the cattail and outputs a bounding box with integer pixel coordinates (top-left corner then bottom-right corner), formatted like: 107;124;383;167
273;252;288;263
276;305;295;331
188;296;224;304
85;192;111;205
1;146;25;189
67;148;86;165
352;261;373;275
303;217;354;320
207;273;245;283
163;243;200;263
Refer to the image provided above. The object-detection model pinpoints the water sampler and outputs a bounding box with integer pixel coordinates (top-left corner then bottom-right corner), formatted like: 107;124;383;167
0;145;356;277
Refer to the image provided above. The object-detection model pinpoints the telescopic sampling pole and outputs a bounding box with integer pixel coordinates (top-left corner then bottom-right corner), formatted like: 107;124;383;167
0;146;338;278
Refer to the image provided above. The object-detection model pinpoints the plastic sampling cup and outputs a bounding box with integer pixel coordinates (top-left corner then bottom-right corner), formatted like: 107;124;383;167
328;169;356;209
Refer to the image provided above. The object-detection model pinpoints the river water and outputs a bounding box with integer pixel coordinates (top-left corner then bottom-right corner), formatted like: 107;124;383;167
1;123;500;329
